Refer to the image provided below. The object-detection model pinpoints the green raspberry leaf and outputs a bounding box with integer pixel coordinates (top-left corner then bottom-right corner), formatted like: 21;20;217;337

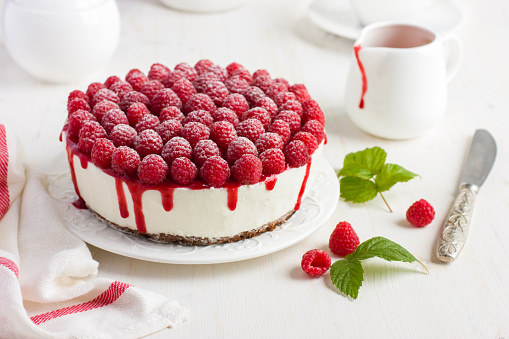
374;163;418;193
339;176;378;203
346;237;422;265
338;146;387;179
330;259;364;300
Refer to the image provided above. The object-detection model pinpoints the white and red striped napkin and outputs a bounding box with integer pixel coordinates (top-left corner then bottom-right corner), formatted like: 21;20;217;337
0;124;189;338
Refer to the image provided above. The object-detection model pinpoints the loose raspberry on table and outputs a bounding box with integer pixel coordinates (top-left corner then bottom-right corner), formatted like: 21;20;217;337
273;91;297;107
78;121;107;154
193;139;221;168
200;155;230;188
111;146;141;175
162;70;188;88
86;82;106;101
101;109;129;134
68;90;89;107
268;119;291;145
279;99;303;117
194;59;214;75
329;221;360;257
110;81;134;100
68;109;96;139
236;118;265;143
242;107;271;129
252;75;273;94
110;124;137;147
184;110;214;127
192;73;221;93
212;107;239;127
289;84;311;103
406;199;435;227
91;88;119;107
242;86;266;106
181;121;210;147
135;114;160;134
302;99;326;126
159;106;185;123
137;154;169;185
259;148;286;175
134;129;164;158
68;98;91;116
206;64;228;82
226;136;258;165
140;80;165;101
148;63;170;82
170;157;198;185
126;102;150;126
301;249;331;277
222;93;249;118
104;75;121;89
91;138;115;168
119;91;150;112
210;121;237;151
284;140;309;168
292;132;318;155
161;136;193;165
231;154;262;185
266;82;287;100
301;119;325;144
183;93;216;115
93;100;120;122
255;97;278;119
171;78;197;105
155;119;182;144
225;75;250;94
151;88;183;115
255;132;284;154
174;62;198;82
252;69;270;80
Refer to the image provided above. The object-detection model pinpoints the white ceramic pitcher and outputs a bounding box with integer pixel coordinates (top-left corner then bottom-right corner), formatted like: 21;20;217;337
344;22;462;139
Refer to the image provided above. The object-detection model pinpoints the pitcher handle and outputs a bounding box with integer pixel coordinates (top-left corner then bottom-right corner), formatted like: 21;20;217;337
443;35;462;82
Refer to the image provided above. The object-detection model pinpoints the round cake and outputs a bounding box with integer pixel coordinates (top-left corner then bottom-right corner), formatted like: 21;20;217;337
62;60;327;246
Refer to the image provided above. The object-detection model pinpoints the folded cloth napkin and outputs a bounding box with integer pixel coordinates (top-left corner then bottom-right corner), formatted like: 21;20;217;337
0;124;189;338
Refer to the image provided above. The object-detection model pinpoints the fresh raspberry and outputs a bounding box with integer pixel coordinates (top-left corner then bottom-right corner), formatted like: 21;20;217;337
273;91;297;107
161;136;193;165
255;96;278;119
241;107;271;129
255;132;284;154
126;102;150;126
268;119;291;145
110;81;133;100
289;84;311;103
273;78;290;88
302;99;325;126
226;62;246;77
159;106;185;123
183;93;215;115
137;154;169;185
183;110;214;127
170;157;198;185
266;82;287;100
194;59;214;75
301;249;331;277
212;107;239;126
101;109;129;134
206;64;228;82
151;88;183;115
329;221;360;257
133;129;164;158
242;86;265;106
162;70;188;88
200;156;230;188
135;114;160;133
125;68;145;83
292;132;318;155
301;120;325;144
78;121;107;154
284;140;309;168
155;119;182;144
252;75;273;94
275;110;301;134
192;73;221;93
104;75;121;89
180;121;210;147
406;199;435;227
226;137;257;165
230;68;253;84
91;88;119;107
252;69;270;80
93;100;120;122
125;69;148;91
111;146;141;175
140;80;165;101
222;93;249;118
68;90;89;108
68;109;96;138
68;98;91;116
91;138;115;168
193;139;221;167
174;62;198;82
171;78;197;104
236;118;265;143
259;148;286;175
224;75;250;94
119;91;150;112
86;82;105;101
210;121;237;151
231;154;262;184
148;63;170;82
280;99;303;117
110;124;137;147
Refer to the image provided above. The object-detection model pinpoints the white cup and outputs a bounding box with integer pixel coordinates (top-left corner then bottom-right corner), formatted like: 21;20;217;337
348;0;435;26
344;22;462;139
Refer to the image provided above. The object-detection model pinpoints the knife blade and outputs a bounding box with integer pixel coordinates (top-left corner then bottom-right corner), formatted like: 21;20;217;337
436;129;497;262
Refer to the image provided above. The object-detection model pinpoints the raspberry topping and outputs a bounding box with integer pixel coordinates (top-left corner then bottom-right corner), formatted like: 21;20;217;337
284;140;309;168
161;136;193;165
279;99;303;117
259;148;286;175
206;64;228;82
210;121;237;151
231;154;262;184
200;156;230;187
236;118;265;143
192;73;220;93
91;138;115;168
68;109;96;138
301;120;325;144
289;84;311;103
91;88;119;107
255;132;284;154
133;129;164;157
183;110;214;127
242;107;271;129
68;90;89;107
292;132;318;155
171;157;198;185
193;139;221;168
111;146;141;175
174;62;198;82
268;119;291;145
275;110;301;134
110;124;137;147
162;70;188;88
119;91;150;112
125;69;148;92
301;249;331;277
180;122;210;147
273;91;297;107
406;199;435;227
212;107;239;127
148;63;170;82
159;106;185;123
140;80;165;101
101;109;129;134
171;78;197;104
126;102;150;126
93;100;120;122
135;114;160;134
137;154;169;185
266;82;287;100
110;80;134;99
252;75;273;94
302;99;325;126
78;121;107;154
225;75;250;94
194;59;214;75
183;93;216;115
226;62;246;77
242;86;265;106
329;221;360;257
104;75;121;89
222;93;249;118
151;88;182;115
86;82;105;101
155;119;182;144
231;68;253;83
68;98;91;116
252;69;270;80
226;137;257;165
255;96;278;119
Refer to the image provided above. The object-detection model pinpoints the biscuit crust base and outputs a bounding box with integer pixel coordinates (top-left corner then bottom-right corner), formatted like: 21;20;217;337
89;207;295;246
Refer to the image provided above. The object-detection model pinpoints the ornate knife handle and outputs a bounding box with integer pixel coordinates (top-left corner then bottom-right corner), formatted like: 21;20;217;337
436;185;477;262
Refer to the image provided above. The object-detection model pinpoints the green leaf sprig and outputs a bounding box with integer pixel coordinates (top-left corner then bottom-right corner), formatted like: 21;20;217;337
330;237;428;300
337;147;417;212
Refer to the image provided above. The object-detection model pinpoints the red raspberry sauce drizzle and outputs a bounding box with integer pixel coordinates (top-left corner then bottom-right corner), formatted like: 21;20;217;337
294;159;312;211
264;176;277;191
353;45;367;109
227;187;238;211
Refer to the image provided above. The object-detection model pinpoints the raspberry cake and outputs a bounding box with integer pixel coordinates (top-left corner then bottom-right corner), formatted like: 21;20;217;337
62;60;327;246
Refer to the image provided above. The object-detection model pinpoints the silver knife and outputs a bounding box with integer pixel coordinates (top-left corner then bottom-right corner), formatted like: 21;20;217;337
436;129;497;262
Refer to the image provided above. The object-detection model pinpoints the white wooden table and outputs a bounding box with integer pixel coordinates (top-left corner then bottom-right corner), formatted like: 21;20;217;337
1;0;508;337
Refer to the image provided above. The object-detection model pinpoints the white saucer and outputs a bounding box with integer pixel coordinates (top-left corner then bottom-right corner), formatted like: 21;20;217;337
49;158;339;265
307;0;464;40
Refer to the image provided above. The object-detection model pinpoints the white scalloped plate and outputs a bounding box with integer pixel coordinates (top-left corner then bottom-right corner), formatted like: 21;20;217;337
49;158;339;264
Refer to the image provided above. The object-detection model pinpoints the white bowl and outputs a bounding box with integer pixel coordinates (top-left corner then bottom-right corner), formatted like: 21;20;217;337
159;0;246;13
